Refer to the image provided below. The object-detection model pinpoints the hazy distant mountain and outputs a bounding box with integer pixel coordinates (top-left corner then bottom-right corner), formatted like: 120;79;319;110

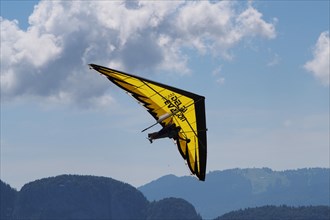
1;175;200;220
138;168;330;219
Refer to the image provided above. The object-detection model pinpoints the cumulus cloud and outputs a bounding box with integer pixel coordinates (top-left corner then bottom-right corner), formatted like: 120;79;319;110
304;31;330;86
1;0;276;107
236;5;276;39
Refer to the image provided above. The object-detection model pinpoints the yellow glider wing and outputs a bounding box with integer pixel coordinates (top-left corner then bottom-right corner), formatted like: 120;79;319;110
89;64;207;181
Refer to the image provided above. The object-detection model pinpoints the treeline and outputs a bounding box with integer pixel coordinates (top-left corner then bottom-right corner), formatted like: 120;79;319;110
216;205;330;220
0;181;17;219
0;175;201;220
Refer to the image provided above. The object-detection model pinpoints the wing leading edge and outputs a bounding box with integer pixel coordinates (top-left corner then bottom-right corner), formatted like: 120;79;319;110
89;64;207;181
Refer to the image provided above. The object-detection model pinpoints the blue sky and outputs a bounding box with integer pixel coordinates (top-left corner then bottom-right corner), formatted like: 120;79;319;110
1;0;329;189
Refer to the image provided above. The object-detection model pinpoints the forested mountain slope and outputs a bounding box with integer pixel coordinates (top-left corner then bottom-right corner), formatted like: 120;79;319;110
0;175;200;220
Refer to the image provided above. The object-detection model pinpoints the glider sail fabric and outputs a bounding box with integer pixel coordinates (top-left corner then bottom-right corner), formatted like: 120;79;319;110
89;64;207;181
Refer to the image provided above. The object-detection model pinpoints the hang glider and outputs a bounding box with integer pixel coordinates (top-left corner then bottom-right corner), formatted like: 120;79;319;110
89;64;207;181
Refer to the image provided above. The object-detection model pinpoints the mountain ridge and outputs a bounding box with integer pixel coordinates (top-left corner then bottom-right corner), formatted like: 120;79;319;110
1;167;329;219
139;167;330;219
1;174;201;220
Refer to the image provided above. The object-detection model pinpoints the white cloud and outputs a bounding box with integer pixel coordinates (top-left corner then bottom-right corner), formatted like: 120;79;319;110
173;1;276;58
212;66;225;85
236;5;277;39
0;18;62;68
267;52;280;67
0;1;276;107
304;31;330;86
216;77;226;85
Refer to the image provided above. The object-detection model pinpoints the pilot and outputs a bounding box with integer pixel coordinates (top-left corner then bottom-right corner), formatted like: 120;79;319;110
148;123;181;143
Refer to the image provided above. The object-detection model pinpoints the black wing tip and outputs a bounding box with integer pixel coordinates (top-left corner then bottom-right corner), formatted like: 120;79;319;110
88;63;99;70
198;173;206;181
